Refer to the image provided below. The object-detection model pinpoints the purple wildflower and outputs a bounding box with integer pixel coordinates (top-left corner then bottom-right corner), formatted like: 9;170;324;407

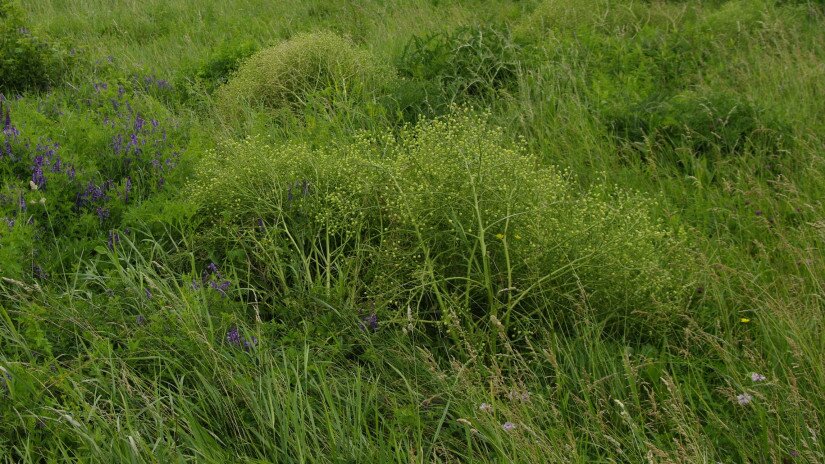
144;288;152;300
243;336;258;350
32;265;47;280
31;166;46;189
113;134;124;154
226;327;242;346
751;372;766;382
736;393;753;406
502;422;517;432
18;194;26;212
124;177;132;203
360;314;378;332
136;315;146;325
209;280;231;298
479;403;493;413
107;230;120;251
134;114;145;132
96;206;110;221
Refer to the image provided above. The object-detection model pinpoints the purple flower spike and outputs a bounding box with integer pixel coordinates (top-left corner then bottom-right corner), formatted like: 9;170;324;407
124;177;132;203
107;230;120;251
31;166;46;189
134;114;145;132
360;314;378;332
226;327;242;346
243;336;258;350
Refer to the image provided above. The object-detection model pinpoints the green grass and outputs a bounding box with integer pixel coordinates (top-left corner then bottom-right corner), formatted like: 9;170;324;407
1;0;824;462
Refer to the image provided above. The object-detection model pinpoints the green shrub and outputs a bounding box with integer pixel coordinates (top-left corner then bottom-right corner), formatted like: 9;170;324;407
606;90;791;162
215;31;391;121
0;0;72;93
182;40;258;95
395;25;524;118
190;111;694;340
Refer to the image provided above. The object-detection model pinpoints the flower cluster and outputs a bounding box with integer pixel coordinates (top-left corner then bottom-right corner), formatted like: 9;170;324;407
360;313;378;332
226;326;258;350
201;262;232;298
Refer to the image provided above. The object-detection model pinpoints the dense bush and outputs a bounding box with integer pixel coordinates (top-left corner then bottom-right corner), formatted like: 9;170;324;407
395;25;524;118
182;40;258;95
191;111;694;338
215;31;391;121
0;0;72;92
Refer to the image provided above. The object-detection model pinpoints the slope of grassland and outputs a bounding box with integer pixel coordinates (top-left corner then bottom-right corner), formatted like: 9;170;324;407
1;0;823;462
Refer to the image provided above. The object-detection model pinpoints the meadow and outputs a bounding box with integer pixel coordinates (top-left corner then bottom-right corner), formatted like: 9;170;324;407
1;0;824;462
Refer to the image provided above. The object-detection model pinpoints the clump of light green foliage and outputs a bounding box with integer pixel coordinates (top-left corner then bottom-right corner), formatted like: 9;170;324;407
215;31;392;122
192;110;694;338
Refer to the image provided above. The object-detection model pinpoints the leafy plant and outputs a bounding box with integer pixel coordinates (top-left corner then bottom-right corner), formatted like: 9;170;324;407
191;110;694;340
395;24;524;118
0;0;72;93
215;31;392;122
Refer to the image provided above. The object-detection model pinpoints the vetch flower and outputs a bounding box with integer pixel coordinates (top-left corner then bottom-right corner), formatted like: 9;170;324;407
107;230;120;251
751;372;766;382
502;422;517;432
360;313;378;332
209;280;231;298
736;393;753;406
124;177;132;203
226;327;242;346
243;336;258;350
